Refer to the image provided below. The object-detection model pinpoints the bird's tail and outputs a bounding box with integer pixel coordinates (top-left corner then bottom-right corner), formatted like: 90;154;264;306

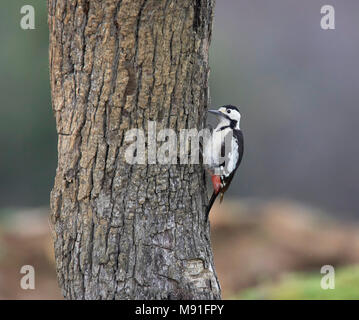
206;191;219;221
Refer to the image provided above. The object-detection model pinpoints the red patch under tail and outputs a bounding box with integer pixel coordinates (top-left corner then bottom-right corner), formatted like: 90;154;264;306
211;175;221;195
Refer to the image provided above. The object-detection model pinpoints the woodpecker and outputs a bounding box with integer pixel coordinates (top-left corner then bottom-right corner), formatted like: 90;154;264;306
203;105;244;221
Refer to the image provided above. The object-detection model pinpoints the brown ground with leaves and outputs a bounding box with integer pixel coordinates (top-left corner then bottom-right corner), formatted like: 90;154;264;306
1;200;359;299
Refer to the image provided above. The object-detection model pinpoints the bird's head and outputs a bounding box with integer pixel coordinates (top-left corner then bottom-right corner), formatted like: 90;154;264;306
208;105;241;129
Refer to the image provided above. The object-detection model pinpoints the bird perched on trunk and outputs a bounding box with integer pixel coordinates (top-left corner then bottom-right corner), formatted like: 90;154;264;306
203;105;244;221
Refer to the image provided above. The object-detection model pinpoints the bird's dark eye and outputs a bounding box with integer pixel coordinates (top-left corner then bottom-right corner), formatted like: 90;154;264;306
227;109;231;114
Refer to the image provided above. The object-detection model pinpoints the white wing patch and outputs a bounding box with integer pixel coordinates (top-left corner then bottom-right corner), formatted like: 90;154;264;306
225;138;239;176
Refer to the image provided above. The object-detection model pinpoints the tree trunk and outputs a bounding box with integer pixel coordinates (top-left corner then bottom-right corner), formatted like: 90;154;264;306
48;0;219;300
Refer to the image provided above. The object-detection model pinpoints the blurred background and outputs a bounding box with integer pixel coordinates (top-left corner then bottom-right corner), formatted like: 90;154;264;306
0;1;359;299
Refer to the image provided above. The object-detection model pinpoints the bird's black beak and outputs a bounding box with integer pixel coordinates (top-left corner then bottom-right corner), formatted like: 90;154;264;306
208;110;226;119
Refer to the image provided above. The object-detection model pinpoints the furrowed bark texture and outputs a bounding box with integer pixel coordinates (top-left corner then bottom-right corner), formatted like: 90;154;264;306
48;0;219;299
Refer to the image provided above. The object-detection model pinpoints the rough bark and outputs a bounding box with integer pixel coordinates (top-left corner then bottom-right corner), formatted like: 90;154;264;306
48;0;219;300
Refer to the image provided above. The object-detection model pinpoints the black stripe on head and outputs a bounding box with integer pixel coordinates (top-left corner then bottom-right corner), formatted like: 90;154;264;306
219;120;237;130
222;105;240;112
